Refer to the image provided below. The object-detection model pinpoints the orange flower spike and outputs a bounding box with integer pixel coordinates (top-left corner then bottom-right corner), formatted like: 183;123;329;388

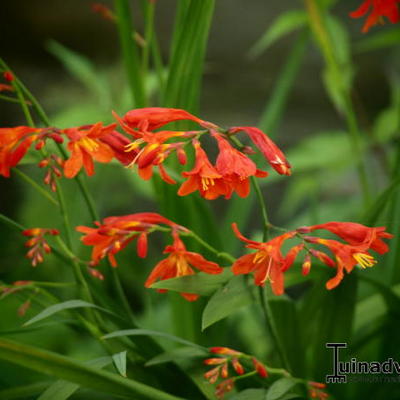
308;381;329;400
214;133;268;198
231;358;245;375
22;228;59;267
298;221;393;254
145;231;223;301
350;0;400;32
3;71;14;82
63;123;116;178
231;223;296;295
215;379;235;399
252;357;268;378
178;140;228;200
229;126;291;176
122;107;217;131
302;253;312;276
204;366;222;384
210;347;242;356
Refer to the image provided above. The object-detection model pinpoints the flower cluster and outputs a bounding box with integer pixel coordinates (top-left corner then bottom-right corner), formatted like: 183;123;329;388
76;212;223;300
0;107;290;199
203;347;268;398
308;381;329;400
232;221;392;294
22;228;59;266
350;0;400;32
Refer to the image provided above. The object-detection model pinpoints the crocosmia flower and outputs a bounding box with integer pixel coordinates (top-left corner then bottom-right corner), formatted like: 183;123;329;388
145;231;223;301
350;0;400;32
22;228;59;267
77;212;182;267
63;123;118;178
229;126;291;176
231;223;297;295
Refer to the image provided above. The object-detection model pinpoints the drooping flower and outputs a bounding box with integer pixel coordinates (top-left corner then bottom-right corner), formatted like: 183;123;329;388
229;126;291;176
0;126;62;177
22;228;59;267
38;154;64;192
77;212;182;267
350;0;400;32
63;123;118;178
213;133;268;198
297;221;393;254
231;223;297;295
308;381;329;400
145;231;223;301
178;140;229;200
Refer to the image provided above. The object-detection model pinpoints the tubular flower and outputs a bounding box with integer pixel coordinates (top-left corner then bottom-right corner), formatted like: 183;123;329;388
145;232;223;301
38;154;64;192
77;212;183;267
231;223;297;295
213;133;268;198
350;0;400;32
229;126;291;176
304;236;380;289
63;123;118;178
22;228;59;267
0;126;63;177
297;221;393;254
308;381;329;400
178;140;229;200
121;107;216;132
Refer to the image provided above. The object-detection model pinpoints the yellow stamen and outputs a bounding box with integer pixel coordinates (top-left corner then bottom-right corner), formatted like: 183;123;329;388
80;137;99;152
201;177;215;191
260;257;274;284
124;139;144;152
353;253;376;269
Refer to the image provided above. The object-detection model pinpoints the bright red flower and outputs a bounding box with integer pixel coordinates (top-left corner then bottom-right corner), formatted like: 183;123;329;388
77;212;183;267
350;0;400;32
63;123;118;178
0;83;13;92
213;133;268;198
229;126;291;176
305;236;379;289
145;231;223;301
178;140;229;200
99;129;136;166
22;228;59;267
298;221;393;254
3;71;14;82
121;107;215;131
231;223;297;295
0;126;62;177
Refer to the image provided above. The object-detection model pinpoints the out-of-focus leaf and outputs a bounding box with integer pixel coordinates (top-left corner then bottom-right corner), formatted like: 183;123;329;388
102;329;206;350
150;268;233;296
24;300;113;326
326;16;350;65
230;388;268;400
145;346;207;366
37;357;112;400
0;382;51;399
0;338;183;400
266;378;298;400
112;351;127;377
322;65;352;113
202;276;253;330
355;28;400;53
248;10;308;59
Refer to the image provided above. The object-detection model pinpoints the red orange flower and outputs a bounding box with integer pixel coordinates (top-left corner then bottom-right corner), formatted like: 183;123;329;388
22;228;59;267
77;212;182;267
63;123;118;178
145;231;223;301
229;126;291;176
213;133;268;198
350;0;400;32
178;140;229;200
231;223;297;295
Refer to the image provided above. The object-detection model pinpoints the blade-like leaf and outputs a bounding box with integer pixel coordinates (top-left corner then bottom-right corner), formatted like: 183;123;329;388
0;338;183;400
202;276;253;330
230;388;268;400
112;351;127;377
266;378;298;400
145;346;208;366
102;328;206;350
248;10;308;59
24;300;114;326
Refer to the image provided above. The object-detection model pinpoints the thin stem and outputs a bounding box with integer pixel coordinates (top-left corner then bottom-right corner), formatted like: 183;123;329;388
12;80;34;127
0;94;30;104
250;177;270;241
14;168;59;206
0;213;25;231
142;1;155;81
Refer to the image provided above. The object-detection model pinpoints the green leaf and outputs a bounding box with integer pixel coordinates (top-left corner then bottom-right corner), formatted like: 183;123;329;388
266;378;297;400
145;346;208;366
37;357;112;400
150;268;233;296
24;300;113;326
0;338;183;400
202;276;253;330
102;328;206;350
355;28;400;53
0;382;51;400
230;388;268;400
112;351;127;377
248;10;308;59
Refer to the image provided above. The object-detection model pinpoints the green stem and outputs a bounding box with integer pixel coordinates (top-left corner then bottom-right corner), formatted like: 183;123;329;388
0;94;29;104
142;1;155;80
251;177;270;242
14;168;59;206
0;213;24;231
